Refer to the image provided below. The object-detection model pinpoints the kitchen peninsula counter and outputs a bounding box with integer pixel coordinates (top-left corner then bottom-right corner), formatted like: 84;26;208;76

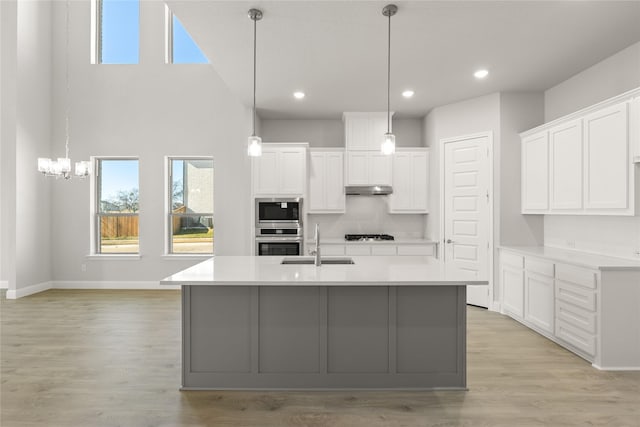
162;256;487;390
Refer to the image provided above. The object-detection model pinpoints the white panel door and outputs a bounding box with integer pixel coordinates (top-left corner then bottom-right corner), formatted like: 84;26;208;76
633;97;640;161
444;136;490;307
369;153;392;186
252;149;279;195
346;152;368;185
549;119;583;210
324;152;345;211
524;272;555;334
278;148;306;195
522;131;549;212
583;102;629;210
308;152;325;212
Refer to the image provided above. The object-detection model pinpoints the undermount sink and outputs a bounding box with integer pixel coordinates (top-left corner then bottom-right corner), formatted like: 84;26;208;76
281;257;355;265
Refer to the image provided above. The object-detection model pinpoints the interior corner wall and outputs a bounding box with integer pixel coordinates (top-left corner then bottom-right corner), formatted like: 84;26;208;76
0;0;18;290
499;92;544;247
11;0;54;296
543;41;640;260
50;1;252;283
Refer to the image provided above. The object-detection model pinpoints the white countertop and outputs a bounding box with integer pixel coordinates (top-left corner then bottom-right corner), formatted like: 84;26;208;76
311;238;438;246
500;246;640;271
161;256;486;286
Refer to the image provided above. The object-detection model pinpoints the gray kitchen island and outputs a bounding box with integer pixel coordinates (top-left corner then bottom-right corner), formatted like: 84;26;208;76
161;256;487;390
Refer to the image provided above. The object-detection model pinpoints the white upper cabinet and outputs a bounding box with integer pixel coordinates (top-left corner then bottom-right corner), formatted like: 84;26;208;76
520;87;639;216
583;102;629;212
308;150;345;213
253;144;307;196
343;112;392;151
521;131;549;213
345;152;392;186
549;119;583;211
389;149;429;213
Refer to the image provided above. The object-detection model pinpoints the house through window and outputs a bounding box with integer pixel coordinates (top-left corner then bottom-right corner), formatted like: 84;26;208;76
169;158;214;254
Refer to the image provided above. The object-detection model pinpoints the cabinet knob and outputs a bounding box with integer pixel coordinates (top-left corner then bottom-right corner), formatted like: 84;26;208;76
446;239;454;244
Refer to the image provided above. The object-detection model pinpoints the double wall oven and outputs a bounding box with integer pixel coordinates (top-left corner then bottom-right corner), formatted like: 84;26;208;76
255;198;303;256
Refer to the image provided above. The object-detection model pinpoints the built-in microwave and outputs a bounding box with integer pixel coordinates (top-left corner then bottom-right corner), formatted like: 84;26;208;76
255;198;302;227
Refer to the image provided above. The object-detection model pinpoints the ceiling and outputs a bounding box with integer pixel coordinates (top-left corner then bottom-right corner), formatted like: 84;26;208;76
167;1;640;119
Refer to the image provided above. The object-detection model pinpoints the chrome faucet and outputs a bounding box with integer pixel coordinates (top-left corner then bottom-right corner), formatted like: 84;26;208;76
310;223;321;266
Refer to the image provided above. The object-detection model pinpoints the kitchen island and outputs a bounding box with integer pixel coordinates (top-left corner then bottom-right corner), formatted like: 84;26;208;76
161;256;487;390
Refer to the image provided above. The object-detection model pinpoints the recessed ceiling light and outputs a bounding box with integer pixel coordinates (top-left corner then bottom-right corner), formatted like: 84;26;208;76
474;69;489;79
402;90;415;98
293;91;305;99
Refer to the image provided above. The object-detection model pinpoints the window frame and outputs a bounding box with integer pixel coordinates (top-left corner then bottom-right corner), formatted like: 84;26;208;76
92;157;140;255
166;156;214;255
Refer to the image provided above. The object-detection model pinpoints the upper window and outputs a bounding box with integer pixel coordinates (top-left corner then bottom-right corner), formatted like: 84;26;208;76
165;6;208;64
168;158;214;254
95;0;140;64
96;159;140;254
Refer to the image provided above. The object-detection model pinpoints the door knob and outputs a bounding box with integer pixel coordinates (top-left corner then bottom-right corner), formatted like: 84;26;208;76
446;239;454;244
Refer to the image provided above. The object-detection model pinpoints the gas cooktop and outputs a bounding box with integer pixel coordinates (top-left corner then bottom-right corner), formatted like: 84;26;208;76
344;234;395;242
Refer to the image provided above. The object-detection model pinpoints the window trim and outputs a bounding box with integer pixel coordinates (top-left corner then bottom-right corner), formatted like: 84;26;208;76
164;4;173;64
91;157;140;255
165;156;214;255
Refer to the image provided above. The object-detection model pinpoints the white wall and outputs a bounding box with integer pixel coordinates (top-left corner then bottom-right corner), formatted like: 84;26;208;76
545;41;640;122
47;1;253;283
261;118;423;148
543;41;640;259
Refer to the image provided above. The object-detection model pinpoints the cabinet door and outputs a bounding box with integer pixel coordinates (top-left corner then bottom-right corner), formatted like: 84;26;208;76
521;132;549;212
252;149;279;195
371;245;397;256
524;272;554;334
412;151;429;212
549;119;583;210
308;152;325;212
324;152;345;211
346;152;369;185
389;152;412;210
583;102;629;211
278;148;306;195
502;265;525;319
345;116;370;151
368;114;389;151
345;245;371;256
369;153;392;186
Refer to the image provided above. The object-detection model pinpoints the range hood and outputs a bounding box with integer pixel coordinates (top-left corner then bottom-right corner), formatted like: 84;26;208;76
345;185;393;196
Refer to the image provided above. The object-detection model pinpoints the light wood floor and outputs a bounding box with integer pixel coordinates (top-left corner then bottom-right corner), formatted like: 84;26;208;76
2;290;639;427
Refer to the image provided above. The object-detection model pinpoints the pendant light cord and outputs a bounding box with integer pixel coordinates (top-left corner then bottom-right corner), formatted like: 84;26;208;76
252;16;257;137
65;0;70;159
386;11;391;134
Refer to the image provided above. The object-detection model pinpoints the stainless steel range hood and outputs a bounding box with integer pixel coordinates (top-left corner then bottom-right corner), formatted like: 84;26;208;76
345;185;393;196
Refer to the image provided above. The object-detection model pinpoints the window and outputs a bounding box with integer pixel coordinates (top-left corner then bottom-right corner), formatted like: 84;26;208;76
96;159;140;254
168;158;213;254
93;0;140;64
165;6;208;64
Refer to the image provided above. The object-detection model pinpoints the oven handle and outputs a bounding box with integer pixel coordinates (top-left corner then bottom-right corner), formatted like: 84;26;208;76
255;237;304;243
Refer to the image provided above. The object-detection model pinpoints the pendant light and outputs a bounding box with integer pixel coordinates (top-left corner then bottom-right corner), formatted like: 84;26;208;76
37;0;90;179
247;8;263;157
381;4;397;155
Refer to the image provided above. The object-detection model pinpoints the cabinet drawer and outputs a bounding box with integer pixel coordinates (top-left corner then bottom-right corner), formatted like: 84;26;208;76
556;280;596;311
556;318;596;357
371;245;397;256
345;245;371;256
556;300;597;334
397;245;434;256
525;257;554;277
501;251;524;268
321;245;346;256
556;264;597;289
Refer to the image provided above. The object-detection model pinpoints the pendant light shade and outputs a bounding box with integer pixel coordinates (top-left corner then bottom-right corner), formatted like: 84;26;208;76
381;4;397;155
247;8;263;157
37;0;90;179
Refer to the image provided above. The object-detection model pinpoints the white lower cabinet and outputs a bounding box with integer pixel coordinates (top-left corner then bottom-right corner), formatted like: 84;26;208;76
501;264;525;320
319;243;436;257
345;245;372;256
524;271;554;334
321;245;346;256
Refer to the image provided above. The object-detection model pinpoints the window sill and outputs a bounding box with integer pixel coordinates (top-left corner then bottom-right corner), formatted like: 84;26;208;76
86;254;141;261
161;254;213;261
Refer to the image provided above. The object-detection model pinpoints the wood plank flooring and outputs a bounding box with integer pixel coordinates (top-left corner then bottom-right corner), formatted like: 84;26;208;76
1;289;639;427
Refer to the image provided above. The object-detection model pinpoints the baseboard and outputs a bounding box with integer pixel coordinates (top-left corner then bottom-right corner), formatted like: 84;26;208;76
53;281;180;290
0;280;8;289
6;281;53;299
489;301;501;313
592;364;640;371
